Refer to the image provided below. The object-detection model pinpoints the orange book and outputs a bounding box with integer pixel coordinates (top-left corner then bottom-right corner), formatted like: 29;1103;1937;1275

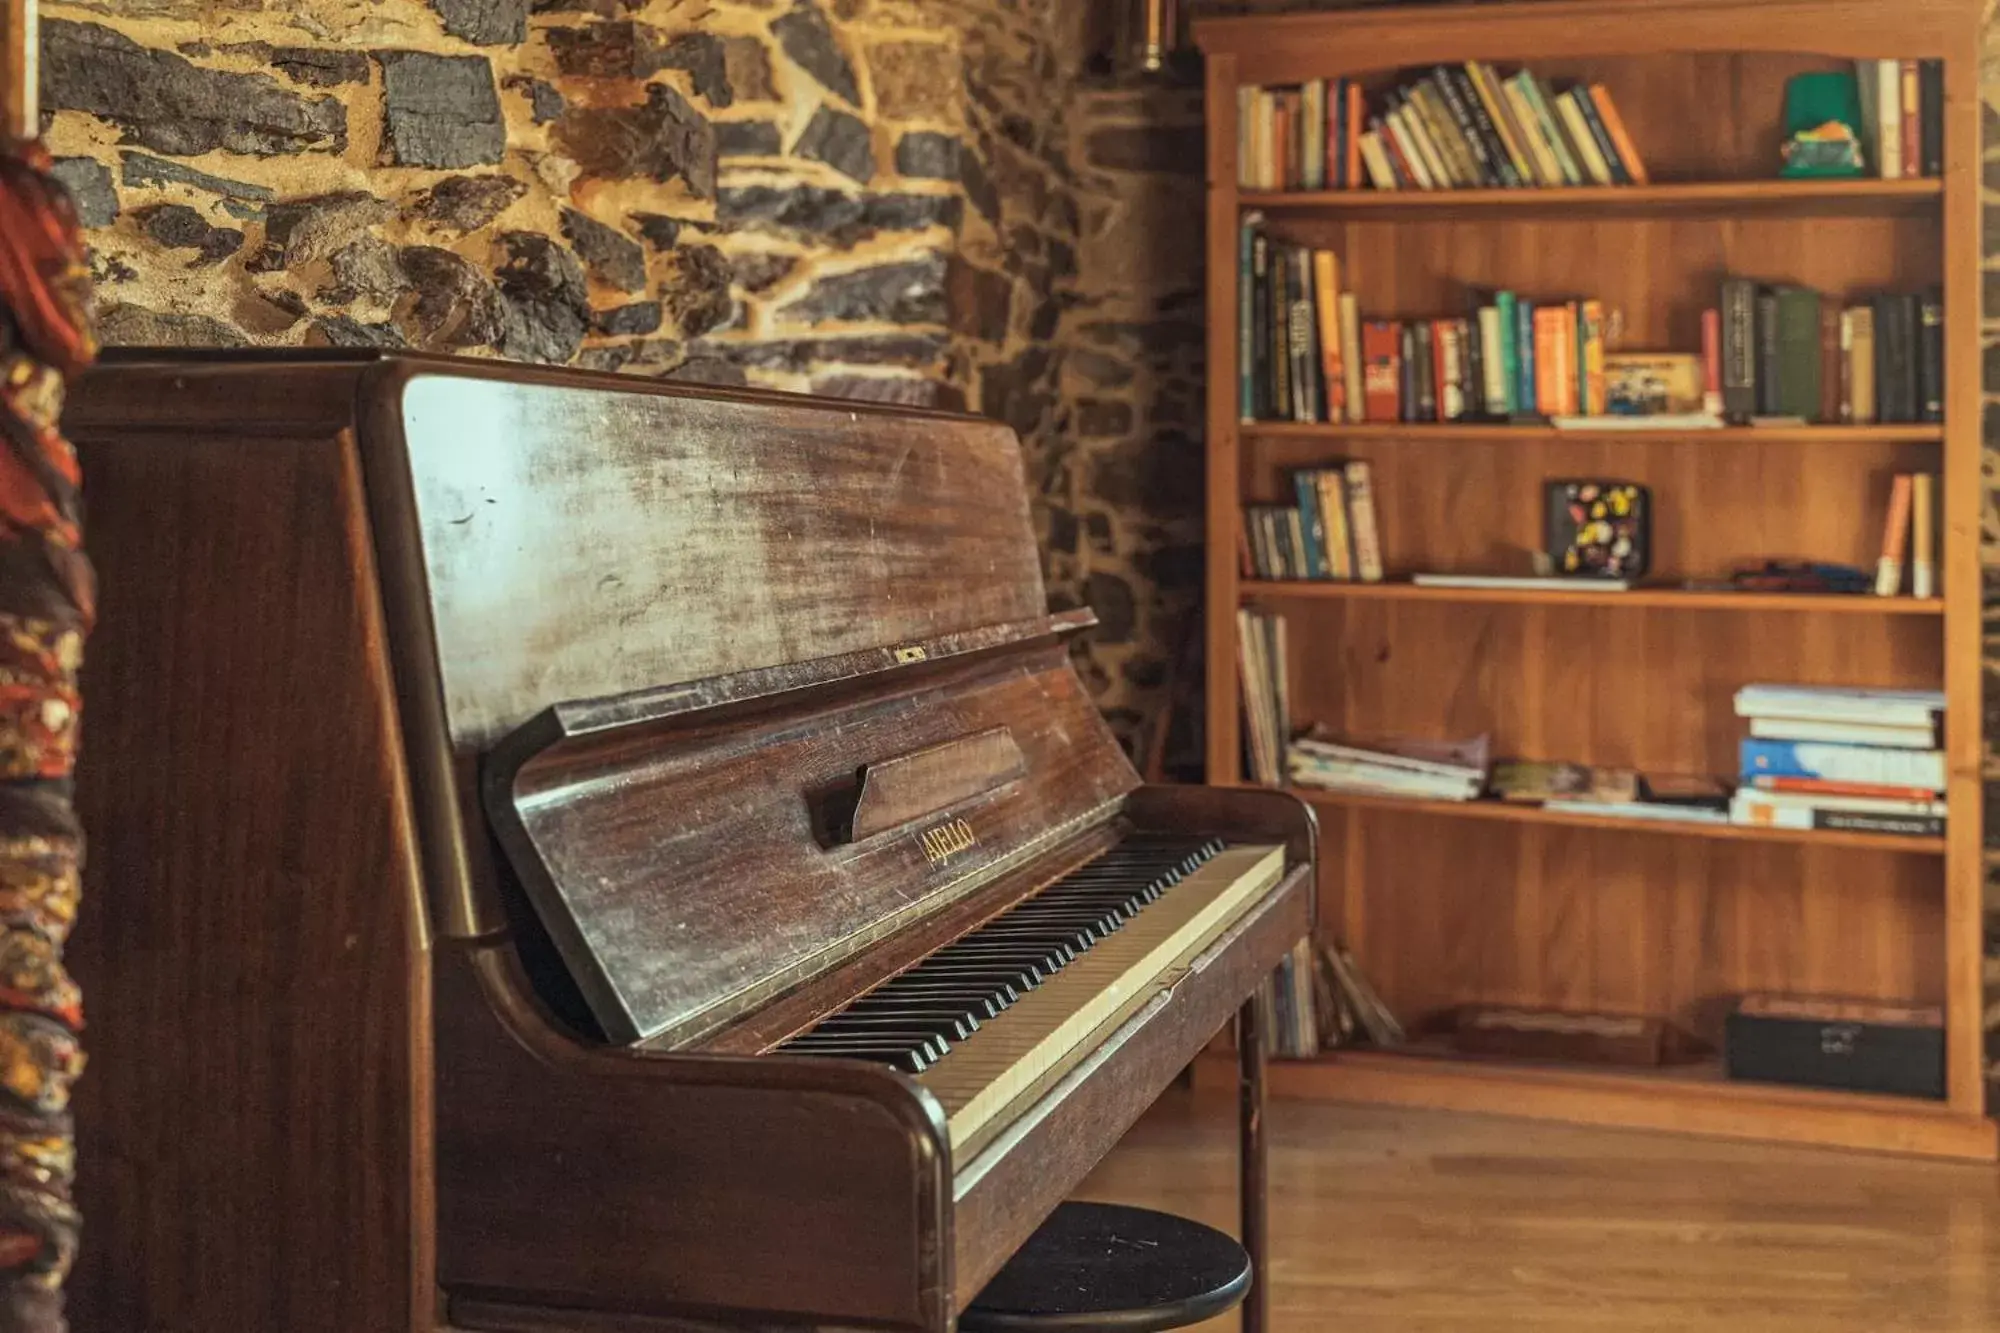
1533;308;1564;418
1560;303;1580;416
1587;84;1649;185
1312;250;1346;421
1875;472;1913;596
1345;82;1365;190
1753;776;1940;803
1273;94;1293;192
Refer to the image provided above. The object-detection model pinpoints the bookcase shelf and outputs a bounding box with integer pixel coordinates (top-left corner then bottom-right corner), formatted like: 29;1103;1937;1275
1241;581;1946;615
1291;786;1948;854
1240;177;1943;219
1241;422;1945;445
1197;0;1992;1159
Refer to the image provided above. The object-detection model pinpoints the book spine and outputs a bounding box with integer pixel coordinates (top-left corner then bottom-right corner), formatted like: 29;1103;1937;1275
1755;775;1940;802
1359;127;1398;190
1739;738;1945;790
1920;60;1943;176
1580;299;1605;416
1316;469;1353;579
1754;288;1780;417
1446;65;1519;187
1856;60;1880;174
1849;304;1877;423
1251;231;1270;417
1721;278;1758;421
1918;290;1943;423
1362;320;1400;422
1327;78;1344;190
1238;214;1259;422
1515;296;1537;414
1899;59;1919;180
1462;309;1486;419
1237;85;1255;190
1877;60;1902;179
1775;287;1820;421
1410;82;1474;187
1346;82;1365;188
1479;305;1510;414
1436;319;1463;420
1569;85;1630;185
1413;321;1437;422
1382;106;1429;190
1302;80;1325;191
1587;83;1649;185
1313;250;1344;422
1837;308;1855;422
1402;95;1456;190
1282;508;1306;579
1470;62;1536;187
1818;301;1842;425
1288;248;1319;422
1887;294;1917;423
1293;470;1329;578
1815;810;1944;838
1343;460;1384;583
1340;293;1364;423
1518;73;1583;185
1555;91;1612;184
1702;307;1724;416
1499;77;1561;187
1273;91;1293;192
1912;472;1936;599
1270;243;1291;420
1531;307;1562;417
1876;471;1912;596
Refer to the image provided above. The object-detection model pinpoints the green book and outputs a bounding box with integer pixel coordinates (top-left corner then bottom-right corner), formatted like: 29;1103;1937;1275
1495;290;1519;416
1774;286;1822;420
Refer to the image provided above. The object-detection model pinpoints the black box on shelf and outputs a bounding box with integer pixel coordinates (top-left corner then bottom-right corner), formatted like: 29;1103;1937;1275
1724;994;1945;1100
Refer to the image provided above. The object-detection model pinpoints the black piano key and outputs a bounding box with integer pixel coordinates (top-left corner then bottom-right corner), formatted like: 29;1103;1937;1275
780;832;1233;1068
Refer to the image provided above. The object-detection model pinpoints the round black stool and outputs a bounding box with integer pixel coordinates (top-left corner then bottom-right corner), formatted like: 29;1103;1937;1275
960;1201;1253;1332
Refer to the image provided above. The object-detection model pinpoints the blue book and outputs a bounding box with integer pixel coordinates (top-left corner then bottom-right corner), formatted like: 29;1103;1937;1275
1515;296;1537;414
1739;738;1947;791
1293;471;1331;579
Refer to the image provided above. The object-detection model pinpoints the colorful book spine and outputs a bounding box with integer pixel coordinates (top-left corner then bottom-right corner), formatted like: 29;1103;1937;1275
1339;293;1364;424
1495;291;1520;414
1579;299;1606;416
1701;307;1724;416
1876;472;1912;596
1362;321;1401;422
1238;214;1259;421
1555;90;1614;184
1313;250;1345;422
1739;738;1945;791
1586;84;1648;184
1516;72;1582;185
1293;471;1330;578
1316;469;1353;579
1877;59;1902;179
1343;460;1384;583
1514;296;1537;415
1912;472;1936;599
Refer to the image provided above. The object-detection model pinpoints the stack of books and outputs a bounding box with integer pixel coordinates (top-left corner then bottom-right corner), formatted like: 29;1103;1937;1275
1235;64;1648;193
1287;729;1490;800
1241;464;1384;582
1719;281;1941;425
1257;937;1406;1057
1854;59;1944;180
1236;609;1290;786
1729;684;1946;837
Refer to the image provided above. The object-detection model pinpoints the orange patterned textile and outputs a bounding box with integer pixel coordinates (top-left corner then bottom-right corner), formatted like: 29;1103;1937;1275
0;134;95;1333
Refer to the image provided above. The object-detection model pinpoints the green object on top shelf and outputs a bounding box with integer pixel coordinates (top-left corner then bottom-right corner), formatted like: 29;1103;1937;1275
1780;71;1865;178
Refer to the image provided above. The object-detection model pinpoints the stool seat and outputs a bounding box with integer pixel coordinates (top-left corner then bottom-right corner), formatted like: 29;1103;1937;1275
960;1201;1253;1332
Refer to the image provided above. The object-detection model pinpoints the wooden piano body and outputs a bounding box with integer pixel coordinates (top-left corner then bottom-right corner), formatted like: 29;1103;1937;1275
62;352;1315;1332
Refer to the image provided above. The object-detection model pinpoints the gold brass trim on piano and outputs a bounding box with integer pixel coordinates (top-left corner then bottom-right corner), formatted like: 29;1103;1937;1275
894;646;928;663
918;817;977;866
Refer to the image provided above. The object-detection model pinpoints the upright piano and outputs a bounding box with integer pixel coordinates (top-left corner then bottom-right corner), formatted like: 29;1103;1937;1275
63;353;1315;1332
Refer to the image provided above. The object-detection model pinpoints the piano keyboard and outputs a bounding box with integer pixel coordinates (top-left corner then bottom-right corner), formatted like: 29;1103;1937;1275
781;835;1286;1156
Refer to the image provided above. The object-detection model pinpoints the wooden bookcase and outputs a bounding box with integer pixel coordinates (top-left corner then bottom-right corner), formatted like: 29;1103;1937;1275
1192;0;1995;1159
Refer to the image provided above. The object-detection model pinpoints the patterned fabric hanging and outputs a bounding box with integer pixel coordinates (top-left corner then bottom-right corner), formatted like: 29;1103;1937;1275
0;131;97;1333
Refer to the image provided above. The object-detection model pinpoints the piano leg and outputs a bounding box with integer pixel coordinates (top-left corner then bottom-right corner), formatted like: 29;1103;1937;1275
1236;992;1268;1333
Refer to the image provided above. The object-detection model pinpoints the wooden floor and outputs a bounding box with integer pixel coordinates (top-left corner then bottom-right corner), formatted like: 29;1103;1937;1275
1076;1089;2000;1332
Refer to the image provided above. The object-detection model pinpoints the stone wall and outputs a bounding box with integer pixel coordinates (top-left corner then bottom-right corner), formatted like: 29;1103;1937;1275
38;0;980;403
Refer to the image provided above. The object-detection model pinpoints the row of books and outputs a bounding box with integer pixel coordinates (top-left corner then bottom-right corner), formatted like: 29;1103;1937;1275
1257;936;1407;1058
1855;59;1945;181
1239;668;1947;840
1241;464;1384;583
1720;283;1941;426
1235;64;1649;193
1236;230;1943;430
1729;684;1946;838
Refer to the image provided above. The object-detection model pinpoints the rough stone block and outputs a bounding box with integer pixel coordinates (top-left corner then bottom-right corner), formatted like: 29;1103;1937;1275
256;191;395;269
895;131;961;179
717;120;783;157
869;40;954;120
561;208;649;292
772;3;860;104
783;255;946;326
411;174;528;233
51;158;118;228
556;83;716;196
379;51;507;168
661;244;737;338
592;302;665;336
432;0;532;45
44;19;346;157
794;105;876;183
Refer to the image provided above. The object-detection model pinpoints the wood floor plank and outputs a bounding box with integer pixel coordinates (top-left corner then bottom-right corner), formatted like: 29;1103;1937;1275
1078;1091;2000;1332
